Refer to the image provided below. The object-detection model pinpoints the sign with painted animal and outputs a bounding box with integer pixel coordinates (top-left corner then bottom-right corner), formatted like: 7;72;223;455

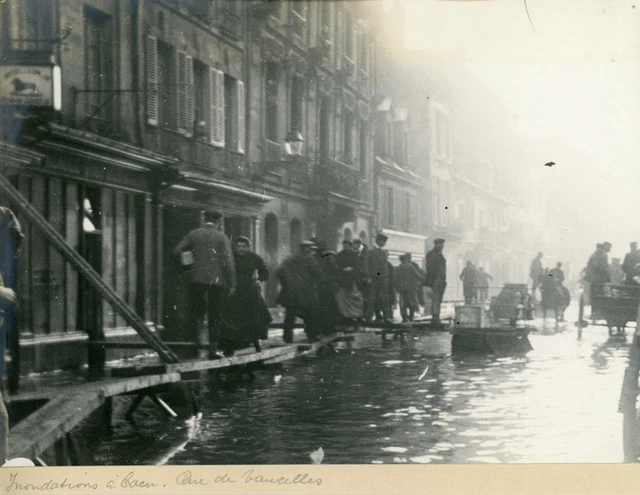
0;65;57;108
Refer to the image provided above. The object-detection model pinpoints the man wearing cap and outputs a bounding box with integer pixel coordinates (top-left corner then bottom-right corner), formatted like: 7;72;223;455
622;242;640;285
174;210;236;359
366;233;391;323
276;241;322;343
424;238;447;326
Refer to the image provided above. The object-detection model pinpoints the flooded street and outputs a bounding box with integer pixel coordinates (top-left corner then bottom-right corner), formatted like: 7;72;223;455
93;308;631;465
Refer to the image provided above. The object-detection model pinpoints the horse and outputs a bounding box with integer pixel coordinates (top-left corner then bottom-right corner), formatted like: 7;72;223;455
539;271;571;324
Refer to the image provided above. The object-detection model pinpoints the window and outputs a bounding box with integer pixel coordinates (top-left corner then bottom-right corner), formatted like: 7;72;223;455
359;122;368;171
387;186;394;228
404;192;411;231
265;63;279;143
209;68;225;147
10;0;53;51
319;97;330;156
225;75;245;153
85;8;114;130
290;76;304;133
343;110;354;162
193;60;209;140
345;10;355;60
358;31;369;72
321;1;331;31
177;51;194;136
290;0;307;38
152;40;174;128
385;120;393;156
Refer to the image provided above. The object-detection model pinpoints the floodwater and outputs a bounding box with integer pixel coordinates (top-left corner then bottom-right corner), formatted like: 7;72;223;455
91;307;631;465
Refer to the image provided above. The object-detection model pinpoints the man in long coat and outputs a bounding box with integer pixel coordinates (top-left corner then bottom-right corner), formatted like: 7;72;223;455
366;233;391;323
622;242;640;285
424;238;447;326
459;261;478;304
530;252;544;297
276;241;322;343
174;210;236;359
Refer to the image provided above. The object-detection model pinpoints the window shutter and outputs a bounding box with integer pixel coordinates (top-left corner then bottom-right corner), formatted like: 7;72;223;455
146;36;158;125
209;68;225;147
186;55;194;135
177;51;193;136
237;80;245;154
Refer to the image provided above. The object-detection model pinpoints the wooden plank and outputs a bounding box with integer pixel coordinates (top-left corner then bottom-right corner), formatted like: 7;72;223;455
9;392;103;459
167;346;295;373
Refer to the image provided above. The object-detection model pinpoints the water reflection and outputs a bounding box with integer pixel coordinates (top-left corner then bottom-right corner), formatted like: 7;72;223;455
90;320;629;465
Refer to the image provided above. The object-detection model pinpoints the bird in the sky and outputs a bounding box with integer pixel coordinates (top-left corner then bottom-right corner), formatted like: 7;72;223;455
545;162;555;167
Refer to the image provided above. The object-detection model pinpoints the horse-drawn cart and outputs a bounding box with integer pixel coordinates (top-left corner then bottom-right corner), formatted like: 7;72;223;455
579;283;640;335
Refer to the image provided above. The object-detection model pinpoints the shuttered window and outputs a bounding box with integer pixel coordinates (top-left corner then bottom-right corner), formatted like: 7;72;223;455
146;36;158;125
209;68;225;147
177;51;194;136
237;80;245;153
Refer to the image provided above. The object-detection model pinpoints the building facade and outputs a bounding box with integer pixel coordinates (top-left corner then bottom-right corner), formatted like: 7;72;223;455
0;0;378;376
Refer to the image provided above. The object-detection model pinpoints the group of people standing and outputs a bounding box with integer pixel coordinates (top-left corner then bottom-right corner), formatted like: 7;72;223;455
583;241;640;286
459;261;493;304
174;210;273;360
174;211;453;355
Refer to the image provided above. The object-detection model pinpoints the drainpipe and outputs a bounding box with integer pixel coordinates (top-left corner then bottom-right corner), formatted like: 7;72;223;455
133;0;145;148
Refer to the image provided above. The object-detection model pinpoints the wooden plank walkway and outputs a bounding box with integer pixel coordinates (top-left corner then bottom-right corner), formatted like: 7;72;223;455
7;331;346;461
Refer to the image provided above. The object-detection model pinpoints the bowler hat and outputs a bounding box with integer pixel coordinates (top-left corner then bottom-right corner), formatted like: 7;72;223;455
375;233;388;242
434;238;445;245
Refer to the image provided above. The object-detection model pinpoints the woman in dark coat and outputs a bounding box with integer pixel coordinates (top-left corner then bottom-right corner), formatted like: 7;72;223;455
218;236;272;355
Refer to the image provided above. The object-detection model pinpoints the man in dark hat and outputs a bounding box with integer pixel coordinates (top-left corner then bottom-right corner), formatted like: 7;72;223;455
276;240;322;343
313;239;340;335
366;233;391;323
424;238;447;326
622;242;640;285
585;243;611;285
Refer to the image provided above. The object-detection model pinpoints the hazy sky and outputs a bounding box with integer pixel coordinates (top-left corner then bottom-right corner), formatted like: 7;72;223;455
398;0;640;257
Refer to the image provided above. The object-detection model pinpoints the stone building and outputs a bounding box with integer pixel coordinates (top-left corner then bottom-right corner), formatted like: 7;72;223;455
246;0;377;303
0;0;378;376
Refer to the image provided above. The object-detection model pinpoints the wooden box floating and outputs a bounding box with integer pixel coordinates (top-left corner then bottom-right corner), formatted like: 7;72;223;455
451;325;533;354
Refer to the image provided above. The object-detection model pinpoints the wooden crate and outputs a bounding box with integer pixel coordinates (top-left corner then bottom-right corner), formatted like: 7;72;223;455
455;305;490;328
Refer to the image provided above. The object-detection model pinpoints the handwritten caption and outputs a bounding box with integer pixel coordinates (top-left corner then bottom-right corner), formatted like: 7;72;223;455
5;469;322;492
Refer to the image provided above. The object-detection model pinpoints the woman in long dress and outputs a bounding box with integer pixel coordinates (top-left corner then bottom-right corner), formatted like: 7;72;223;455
218;236;272;355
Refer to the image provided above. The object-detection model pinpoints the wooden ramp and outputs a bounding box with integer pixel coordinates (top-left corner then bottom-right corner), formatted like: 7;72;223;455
7;332;346;463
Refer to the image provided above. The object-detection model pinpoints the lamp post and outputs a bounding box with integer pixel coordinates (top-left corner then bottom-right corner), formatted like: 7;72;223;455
284;130;304;158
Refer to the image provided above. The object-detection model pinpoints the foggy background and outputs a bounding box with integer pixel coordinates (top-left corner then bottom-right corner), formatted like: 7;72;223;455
395;0;640;271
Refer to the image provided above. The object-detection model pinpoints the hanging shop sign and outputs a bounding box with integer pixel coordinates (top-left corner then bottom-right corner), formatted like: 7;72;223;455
0;65;61;110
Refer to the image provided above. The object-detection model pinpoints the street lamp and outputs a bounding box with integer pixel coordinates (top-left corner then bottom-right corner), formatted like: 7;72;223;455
284;130;304;158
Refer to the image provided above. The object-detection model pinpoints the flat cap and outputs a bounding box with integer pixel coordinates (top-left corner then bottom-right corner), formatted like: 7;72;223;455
434;238;445;244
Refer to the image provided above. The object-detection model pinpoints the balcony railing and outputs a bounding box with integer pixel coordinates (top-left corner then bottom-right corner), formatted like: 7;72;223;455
315;157;362;201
